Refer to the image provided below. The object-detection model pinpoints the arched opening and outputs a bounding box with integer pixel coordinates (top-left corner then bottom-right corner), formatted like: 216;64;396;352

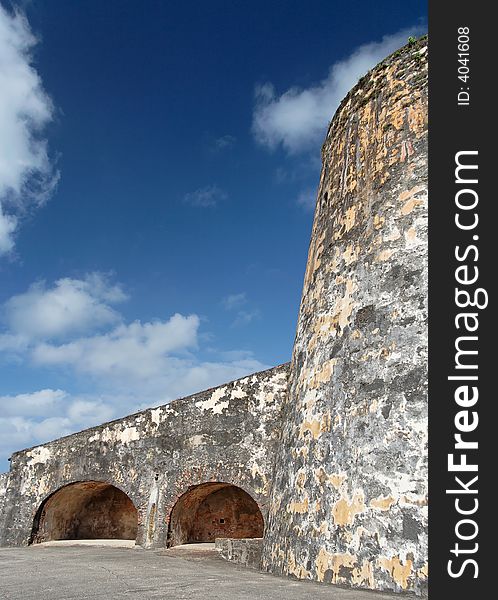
167;482;264;547
30;481;138;544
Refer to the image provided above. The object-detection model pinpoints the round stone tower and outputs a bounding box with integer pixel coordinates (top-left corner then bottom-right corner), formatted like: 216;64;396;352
262;38;428;595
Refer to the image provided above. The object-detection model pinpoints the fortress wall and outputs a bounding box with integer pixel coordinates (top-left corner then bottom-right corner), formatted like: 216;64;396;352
0;473;8;528
262;39;428;595
0;363;288;548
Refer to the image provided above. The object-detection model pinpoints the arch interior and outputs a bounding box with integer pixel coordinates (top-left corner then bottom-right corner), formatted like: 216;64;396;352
168;482;263;547
31;481;138;544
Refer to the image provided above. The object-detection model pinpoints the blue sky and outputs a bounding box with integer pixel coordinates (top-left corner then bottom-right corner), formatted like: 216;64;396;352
0;0;427;469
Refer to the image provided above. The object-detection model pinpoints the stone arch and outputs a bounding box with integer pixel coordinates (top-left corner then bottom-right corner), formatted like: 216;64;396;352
167;481;264;547
29;481;138;544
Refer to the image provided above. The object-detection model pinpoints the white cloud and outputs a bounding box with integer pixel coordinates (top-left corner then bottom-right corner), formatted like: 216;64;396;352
0;390;115;462
1;388;67;417
221;292;261;327
252;27;424;154
296;188;317;212
232;309;261;328
183;185;227;208
3;273;127;339
222;292;247;310
0;205;16;255
0;5;58;255
32;313;200;381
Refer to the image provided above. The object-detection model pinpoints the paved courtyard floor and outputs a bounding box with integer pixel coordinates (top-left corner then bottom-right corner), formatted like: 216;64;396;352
0;544;399;599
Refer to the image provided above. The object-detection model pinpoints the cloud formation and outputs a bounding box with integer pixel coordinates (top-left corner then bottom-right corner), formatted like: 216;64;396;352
252;27;424;154
4;273;127;340
296;187;318;212
231;309;260;328
0;389;115;461
183;185;227;208
222;292;247;310
33;313;200;382
0;274;268;465
0;5;58;255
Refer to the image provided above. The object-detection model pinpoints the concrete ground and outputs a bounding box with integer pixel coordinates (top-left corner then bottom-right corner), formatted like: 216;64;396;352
0;544;399;600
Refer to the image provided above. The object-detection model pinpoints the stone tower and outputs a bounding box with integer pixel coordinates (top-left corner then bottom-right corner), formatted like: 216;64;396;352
261;38;428;595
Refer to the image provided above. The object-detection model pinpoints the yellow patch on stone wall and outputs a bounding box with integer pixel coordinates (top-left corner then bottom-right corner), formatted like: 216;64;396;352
401;494;428;507
378;555;413;590
373;214;384;229
287;497;309;514
287;550;311;579
405;227;417;241
294;445;309;459
407;103;427;136
331;279;357;333
299;411;331;440
376;248;394;262
307;314;338;353
344;206;357;232
343;244;360;265
370;495;396;510
295;470;306;489
304;229;326;288
316;548;357;583
314;467;346;490
332;492;365;526
308;359;337;389
398;185;425;216
351;559;375;589
417;562;429;580
401;197;424;216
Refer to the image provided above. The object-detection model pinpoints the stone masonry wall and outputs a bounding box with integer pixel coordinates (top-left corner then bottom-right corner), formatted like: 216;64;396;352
261;38;428;595
215;537;263;570
0;364;288;548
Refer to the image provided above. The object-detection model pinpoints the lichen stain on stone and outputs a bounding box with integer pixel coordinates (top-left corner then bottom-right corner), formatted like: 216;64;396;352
331;279;358;334
230;386;247;399
417;562;429;580
150;408;162;426
314;468;345;490
378;555;414;590
316;548;356;584
287;497;309;514
299;412;331;440
401;494;428;507
332;493;365;526
307;359;337;389
375;248;394;262
26;447;51;466
87;425;141;445
373;214;384;230
187;434;205;448
351;559;375;589
370;495;395;510
195;386;229;414
287;550;311;579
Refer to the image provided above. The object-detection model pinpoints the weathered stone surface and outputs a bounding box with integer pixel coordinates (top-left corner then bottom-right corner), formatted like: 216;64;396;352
215;537;263;569
261;38;428;595
0;364;289;548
